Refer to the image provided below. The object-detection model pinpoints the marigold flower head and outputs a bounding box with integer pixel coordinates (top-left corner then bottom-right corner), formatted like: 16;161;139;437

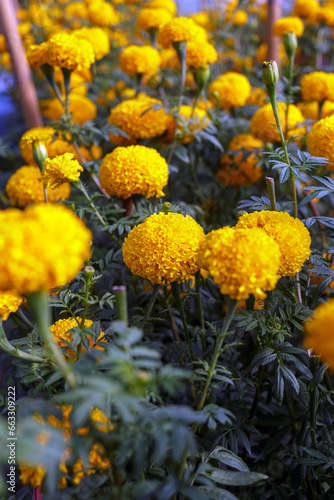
186;40;217;68
246;87;268;107
294;0;319;18
108;94;169;144
65;1;89;19
145;0;177;16
50;317;105;359
73;27;110;60
168;105;210;143
307;114;334;168
88;1;120;26
0;291;24;321
198;227;281;300
47;32;95;70
157;17;204;47
0;204;92;295
42;153;83;189
120;45;161;78
218;134;264;186
26;42;48;69
6;166;70;207
19;465;46;487
300;72;334;102
108;28;128;47
99;145;168;199
273;16;304;37
236;211;311;277
317;6;334;25
209;72;251;110
250;102;305;143
40;94;97;125
303;299;334;370
19;127;55;164
233;10;248;26
190;11;212;29
137;8;172;31
122;212;205;284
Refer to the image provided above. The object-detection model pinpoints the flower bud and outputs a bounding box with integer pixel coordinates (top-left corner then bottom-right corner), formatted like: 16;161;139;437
163;201;172;213
33;141;48;170
262;60;279;86
84;266;95;277
194;65;211;92
283;31;298;59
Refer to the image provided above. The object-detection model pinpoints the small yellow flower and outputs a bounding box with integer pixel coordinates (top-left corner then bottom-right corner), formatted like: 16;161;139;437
122;212;205;284
273;16;305;37
307;114;334;168
0;291;24;321
26;42;48;69
303;299;334;370
294;0;319;19
167;105;210;143
99;145;168;199
137;8;172;31
209;72;251;110
236;211;311;277
186;40;217;69
42;153;83;189
233;10;248;26
47;32;95;70
19;465;46;487
145;0;177;16
197;227;281;300
157;17;205;48
300;72;334;102
120;45;161;78
6;166;70;207
87;0;120;26
40;95;97;125
73;27;110;60
250;102;305;143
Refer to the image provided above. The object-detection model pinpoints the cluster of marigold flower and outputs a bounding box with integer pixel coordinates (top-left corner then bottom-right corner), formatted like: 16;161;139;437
1;0;334;489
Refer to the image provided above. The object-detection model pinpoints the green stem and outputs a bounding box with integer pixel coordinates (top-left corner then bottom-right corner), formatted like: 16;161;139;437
80;269;94;329
0;319;44;363
143;284;161;324
284;54;295;138
28;292;76;389
268;88;290;166
195;271;206;351
171;281;194;361
13;309;34;329
265;177;277;211
75;179;107;227
112;286;128;325
249;364;265;420
197;298;238;411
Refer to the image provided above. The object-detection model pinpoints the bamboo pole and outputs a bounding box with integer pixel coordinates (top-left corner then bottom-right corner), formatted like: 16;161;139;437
0;0;43;129
267;0;282;63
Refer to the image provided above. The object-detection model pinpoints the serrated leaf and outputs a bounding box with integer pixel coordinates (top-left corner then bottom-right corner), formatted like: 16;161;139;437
202;469;268;486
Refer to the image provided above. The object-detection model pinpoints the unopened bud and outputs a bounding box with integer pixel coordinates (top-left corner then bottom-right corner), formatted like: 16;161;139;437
283;31;298;60
194;65;211;91
262;60;279;86
84;266;94;277
33;141;48;170
163;202;172;213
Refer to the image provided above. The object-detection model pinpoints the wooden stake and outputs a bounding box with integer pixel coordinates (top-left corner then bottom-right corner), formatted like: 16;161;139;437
0;0;43;128
267;0;282;63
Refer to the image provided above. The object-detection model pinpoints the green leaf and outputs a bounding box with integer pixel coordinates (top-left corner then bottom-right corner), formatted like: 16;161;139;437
202;469;268;486
209;447;249;471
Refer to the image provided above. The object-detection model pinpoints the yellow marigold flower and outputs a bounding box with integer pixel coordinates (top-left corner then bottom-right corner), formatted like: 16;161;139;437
300;72;334;102
65;1;89;19
157;17;204;48
53;67;89;95
190;11;212;29
160;47;178;69
186;40;217;68
50;317;105;359
255;42;286;63
6;166;70;207
0;34;7;53
77;407;113;434
108;28;128;47
42;153;83;189
73;27;110;60
19;465;46;487
0;204;92;295
19;126;55;165
294;0;319;18
209;72;251;110
273;16;304;37
307;114;334;168
236;211;311;277
233;10;248;26
47;32;95;70
88;1;120;26
246;87;268;107
303;299;334;370
40;94;97;125
317;6;334;25
0;291;24;321
218;134;264;186
120;45;161;77
99;145;168;199
145;0;177;16
108;94;169;144
122;212;205;284
198;227;280;300
137;8;172;31
297;101;319;120
250;102;305;143
167;105;210;143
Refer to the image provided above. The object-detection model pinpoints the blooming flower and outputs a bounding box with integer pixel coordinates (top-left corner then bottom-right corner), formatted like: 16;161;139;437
137;8;172;31
42;153;83;189
87;0;120;26
73;27;110;60
145;0;177;16
47;32;95;70
167;105;210;143
250;102;305;143
99;145;168;199
0;204;92;295
197;227;281;300
157;17;204;47
0;291;24;321
233;10;248;26
209;72;251;110
26;42;48;69
303;299;334;370
19;127;55;165
122;212;205;283
273;16;304;37
50;317;106;359
236;211;311;277
6;166;70;207
120;45;161;78
300;72;334;102
307;114;334;168
186;40;217;68
40;95;97;125
294;0;319;19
